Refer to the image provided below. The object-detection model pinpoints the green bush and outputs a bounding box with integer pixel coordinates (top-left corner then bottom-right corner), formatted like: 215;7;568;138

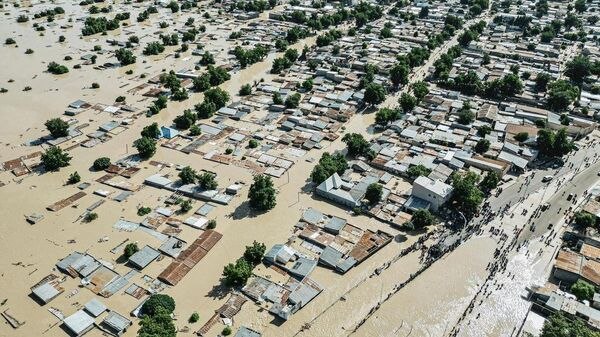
93;157;111;171
124;242;139;258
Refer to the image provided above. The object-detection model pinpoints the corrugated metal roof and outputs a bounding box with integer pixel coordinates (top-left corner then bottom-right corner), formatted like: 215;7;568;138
158;230;222;285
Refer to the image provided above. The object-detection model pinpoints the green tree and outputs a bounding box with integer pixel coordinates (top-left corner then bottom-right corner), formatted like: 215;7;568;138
195;100;217;119
540;312;600;337
239;84;252;96
547;80;579;112
537;128;573;157
311;152;348;184
179;166;197;184
375;107;402;125
411;209;435;228
243;241;266;265
41;146;71;171
45;118;69;138
248;174;277;211
134;137;157;159
138;306;176;337
200;51;215;65
179;199;193;213
93;157;111;170
364;83;386;105
477;125;492;137
189;312;199;323
47;62;69;74
124;242;139;258
67;171;81;184
574;0;587;13
342;133;370;157
84;212;98;222
142;294;176;316
192;74;211;92
457;101;475;125
198;172;218;190
407;164;431;180
204;87;230;109
479;171;500;193
173;109;197;129
535;72;551;92
571;279;595;301
223;258;253;287
573;211;596;228
285;93;301;109
565;55;592;84
412;81;429;101
474;139;490;153
115;48;136;65
189;125;202;136
451;172;483;218
141;123;161;139
389;63;409;87
365;183;383;205
399;93;417;112
514;132;529;142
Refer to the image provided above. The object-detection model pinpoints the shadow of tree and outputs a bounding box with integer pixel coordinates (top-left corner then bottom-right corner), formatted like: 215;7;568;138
205;280;230;300
229;200;264;220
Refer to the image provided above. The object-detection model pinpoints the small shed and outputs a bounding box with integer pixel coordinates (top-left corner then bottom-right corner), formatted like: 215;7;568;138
160;126;180;139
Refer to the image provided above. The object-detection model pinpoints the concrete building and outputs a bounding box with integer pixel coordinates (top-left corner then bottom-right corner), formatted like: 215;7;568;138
410;176;453;211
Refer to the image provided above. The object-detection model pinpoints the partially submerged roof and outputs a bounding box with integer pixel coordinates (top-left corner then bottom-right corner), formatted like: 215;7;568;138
234;326;262;337
101;311;132;335
128;245;161;270
158;230;222;285
63;310;95;336
84;298;107;317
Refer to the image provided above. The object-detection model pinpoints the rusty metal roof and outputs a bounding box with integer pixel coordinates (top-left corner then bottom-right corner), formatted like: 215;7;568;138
158;230;222;285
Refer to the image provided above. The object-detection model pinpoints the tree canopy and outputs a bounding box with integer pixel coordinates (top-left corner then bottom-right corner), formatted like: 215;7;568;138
45;118;69;138
547;80;579;112
375;107;402;125
93;157;111;171
364;83;386;105
537;128;573;157
243;241;266;265
342;133;371;158
407;164;431;180
540;312;600;337
571;279;595;301
179;166;197;185
223;258;253;287
134;137;157;159
451;172;483;218
311;152;349;184
197;172;218;190
411;209;435;228
142;294;176;317
479;171;500;193
248;174;277;211
41;146;71;171
365;183;383;205
474;139;490;154
573;211;596;228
